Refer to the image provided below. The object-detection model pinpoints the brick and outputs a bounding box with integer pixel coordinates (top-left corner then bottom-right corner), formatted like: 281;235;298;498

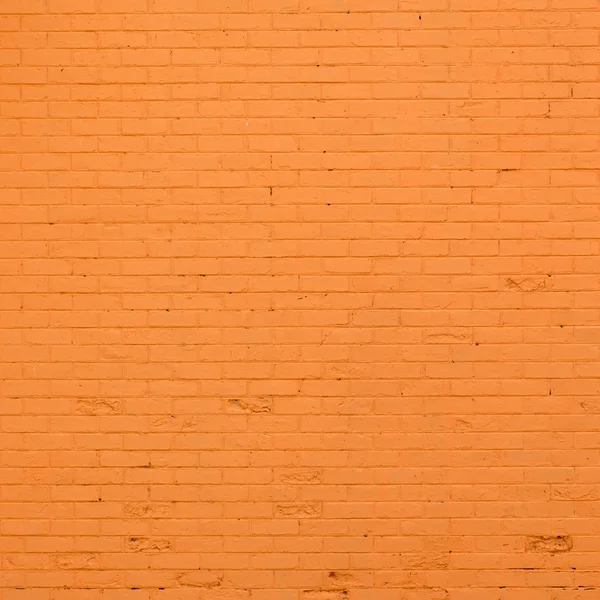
1;0;46;13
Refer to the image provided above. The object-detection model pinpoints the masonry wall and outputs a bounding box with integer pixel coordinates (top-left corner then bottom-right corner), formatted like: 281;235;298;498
1;1;600;599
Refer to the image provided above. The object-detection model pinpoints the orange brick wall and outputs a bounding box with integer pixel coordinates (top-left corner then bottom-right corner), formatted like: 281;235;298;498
1;1;600;599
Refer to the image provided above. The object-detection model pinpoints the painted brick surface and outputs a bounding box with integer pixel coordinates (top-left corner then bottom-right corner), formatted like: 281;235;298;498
1;1;600;599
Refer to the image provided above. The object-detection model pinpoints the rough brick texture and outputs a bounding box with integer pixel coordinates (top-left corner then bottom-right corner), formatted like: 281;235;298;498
1;1;600;599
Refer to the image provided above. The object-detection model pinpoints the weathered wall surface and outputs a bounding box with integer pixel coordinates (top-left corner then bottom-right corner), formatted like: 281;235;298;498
1;1;600;599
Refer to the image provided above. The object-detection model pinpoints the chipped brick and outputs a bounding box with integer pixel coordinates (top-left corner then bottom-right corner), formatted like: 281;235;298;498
124;503;173;518
126;537;172;553
275;503;321;518
401;552;451;569
505;277;547;292
76;398;122;415
177;571;223;588
226;398;272;413
278;470;322;484
52;553;99;570
525;536;573;554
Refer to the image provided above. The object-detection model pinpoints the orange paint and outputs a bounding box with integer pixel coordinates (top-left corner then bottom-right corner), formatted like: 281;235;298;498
1;1;599;598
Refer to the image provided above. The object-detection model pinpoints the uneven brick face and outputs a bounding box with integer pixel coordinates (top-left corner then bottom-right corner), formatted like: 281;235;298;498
0;0;599;598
